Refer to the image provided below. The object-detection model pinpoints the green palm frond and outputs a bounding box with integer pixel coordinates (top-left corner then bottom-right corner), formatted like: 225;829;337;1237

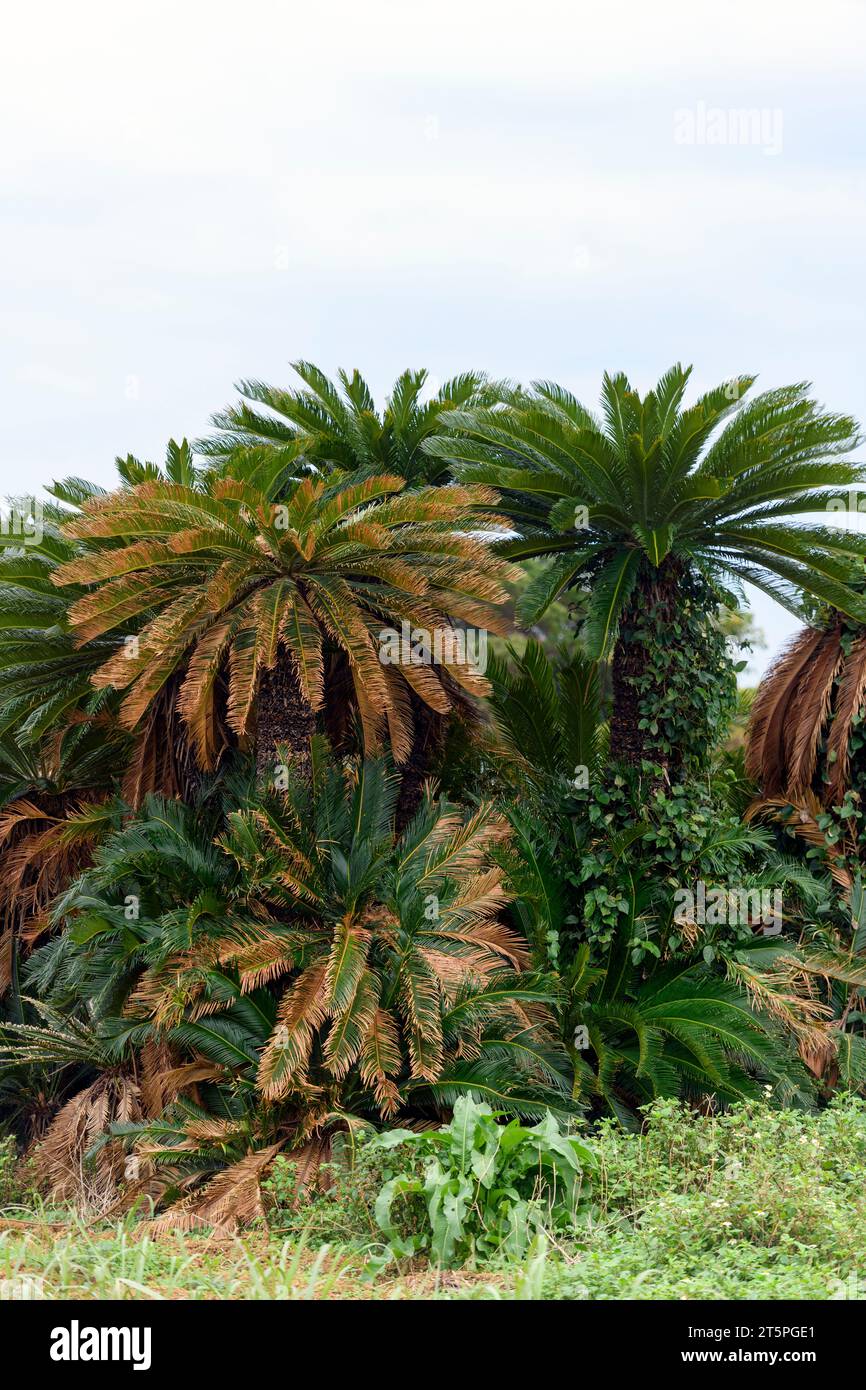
425;368;865;637
49;469;515;774
198;361;507;487
19;743;566;1180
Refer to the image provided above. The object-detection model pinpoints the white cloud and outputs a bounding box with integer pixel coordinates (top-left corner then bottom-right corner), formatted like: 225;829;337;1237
14;363;96;396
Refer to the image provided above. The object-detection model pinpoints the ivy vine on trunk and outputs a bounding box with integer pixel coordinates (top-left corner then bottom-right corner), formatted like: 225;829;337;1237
610;561;737;779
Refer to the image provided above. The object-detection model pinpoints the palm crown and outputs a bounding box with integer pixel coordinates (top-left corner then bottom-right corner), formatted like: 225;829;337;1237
0;442;212;801
51;468;516;779
424;366;866;658
199;360;508;486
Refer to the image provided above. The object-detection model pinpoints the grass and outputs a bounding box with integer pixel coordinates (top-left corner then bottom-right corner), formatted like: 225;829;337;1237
3;1096;866;1300
0;1216;521;1300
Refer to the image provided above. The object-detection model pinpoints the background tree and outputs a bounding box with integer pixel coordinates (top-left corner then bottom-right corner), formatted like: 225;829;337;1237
196;363;516;812
198;360;509;485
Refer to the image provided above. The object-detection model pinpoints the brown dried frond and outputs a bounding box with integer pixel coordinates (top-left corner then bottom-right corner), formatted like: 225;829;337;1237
182;1115;247;1144
35;1072;144;1214
459;918;529;968
138;1039;177;1116
726;956;831;1053
19;911;51;947
176;615;239;770
159;1059;226;1100
359;1008;402;1117
397;660;455;717
381;664;415;764
0;799;53;845
786;629;845;792
283;1138;329;1197
151;1142;284;1235
257;961;329;1099
800;1033;840;1080
137;1040;222;1116
0;795;114;990
236;942;297;993
746;627;832;793
674;912;701;950
0;930;12;993
123;676;216;806
418;946;491;989
825;633;866;804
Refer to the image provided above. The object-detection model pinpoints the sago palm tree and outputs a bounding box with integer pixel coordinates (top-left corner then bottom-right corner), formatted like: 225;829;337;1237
195;366;514;806
198;360;508;486
51;469;516;783
0;998;149;1211
18;743;567;1224
424;367;866;768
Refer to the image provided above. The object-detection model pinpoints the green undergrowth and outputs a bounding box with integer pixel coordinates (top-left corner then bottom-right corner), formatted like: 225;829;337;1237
3;1097;866;1300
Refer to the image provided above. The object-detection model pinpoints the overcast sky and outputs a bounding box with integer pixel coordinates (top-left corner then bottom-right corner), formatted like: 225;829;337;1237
2;0;864;678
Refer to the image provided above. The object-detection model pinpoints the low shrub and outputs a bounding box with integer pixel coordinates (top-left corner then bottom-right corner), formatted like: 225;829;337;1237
265;1098;596;1269
534;1094;866;1300
0;1135;38;1211
264;1129;426;1247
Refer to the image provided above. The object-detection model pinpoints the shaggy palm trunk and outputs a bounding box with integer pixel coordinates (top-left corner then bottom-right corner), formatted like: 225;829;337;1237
255;657;317;784
395;703;448;831
609;558;684;773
